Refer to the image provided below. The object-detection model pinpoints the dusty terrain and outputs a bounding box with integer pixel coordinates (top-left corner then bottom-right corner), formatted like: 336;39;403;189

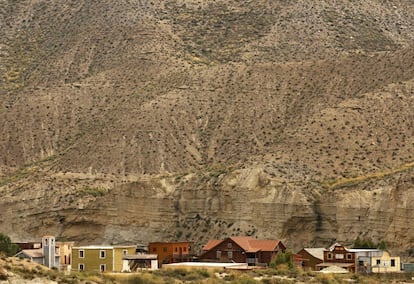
0;0;413;256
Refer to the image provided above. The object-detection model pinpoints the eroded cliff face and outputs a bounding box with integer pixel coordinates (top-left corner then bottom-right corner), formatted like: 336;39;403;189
2;164;412;255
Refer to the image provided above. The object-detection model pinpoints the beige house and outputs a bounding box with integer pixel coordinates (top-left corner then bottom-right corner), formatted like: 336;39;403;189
371;251;401;273
71;245;136;273
56;241;74;271
348;249;401;273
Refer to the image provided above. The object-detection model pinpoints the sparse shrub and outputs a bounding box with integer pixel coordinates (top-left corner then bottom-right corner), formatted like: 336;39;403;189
316;273;338;284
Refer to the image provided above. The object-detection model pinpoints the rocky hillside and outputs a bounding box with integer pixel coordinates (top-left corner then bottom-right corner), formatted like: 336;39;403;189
0;0;413;256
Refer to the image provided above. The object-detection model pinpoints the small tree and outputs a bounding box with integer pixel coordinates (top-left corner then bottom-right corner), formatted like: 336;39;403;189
0;233;18;256
377;240;387;250
352;237;376;249
270;251;295;270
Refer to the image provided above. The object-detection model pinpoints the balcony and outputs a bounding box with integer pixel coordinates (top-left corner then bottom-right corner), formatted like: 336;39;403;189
246;258;258;266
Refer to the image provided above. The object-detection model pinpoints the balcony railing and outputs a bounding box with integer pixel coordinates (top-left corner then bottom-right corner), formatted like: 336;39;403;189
246;258;258;265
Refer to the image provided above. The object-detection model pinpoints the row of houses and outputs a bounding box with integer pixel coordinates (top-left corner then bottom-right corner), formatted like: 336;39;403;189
298;243;402;274
14;235;411;274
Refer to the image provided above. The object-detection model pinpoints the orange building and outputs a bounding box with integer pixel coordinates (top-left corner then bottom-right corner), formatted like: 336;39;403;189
148;242;193;267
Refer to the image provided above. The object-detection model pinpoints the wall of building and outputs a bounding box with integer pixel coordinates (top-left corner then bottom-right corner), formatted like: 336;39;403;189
371;252;401;273
57;242;74;267
297;249;323;271
113;247;136;272
149;242;192;266
72;248;114;272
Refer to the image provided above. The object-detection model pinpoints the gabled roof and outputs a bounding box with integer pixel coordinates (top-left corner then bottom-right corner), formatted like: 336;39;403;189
247;240;282;252
230;236;256;252
303;248;325;260
203;236;283;253
328;243;349;252
16;248;44;258
202;240;222;251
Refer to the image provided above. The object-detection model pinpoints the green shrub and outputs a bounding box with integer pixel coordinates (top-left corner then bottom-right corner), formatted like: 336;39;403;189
270;251;295;270
0;233;18;256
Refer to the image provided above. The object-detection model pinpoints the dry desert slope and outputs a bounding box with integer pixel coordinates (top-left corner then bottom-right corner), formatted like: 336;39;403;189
0;0;414;256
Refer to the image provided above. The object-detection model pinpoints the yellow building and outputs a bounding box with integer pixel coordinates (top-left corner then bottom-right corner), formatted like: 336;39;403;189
371;251;401;273
71;245;136;272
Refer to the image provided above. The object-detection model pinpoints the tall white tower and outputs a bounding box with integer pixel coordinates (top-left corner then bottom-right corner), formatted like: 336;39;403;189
42;236;56;268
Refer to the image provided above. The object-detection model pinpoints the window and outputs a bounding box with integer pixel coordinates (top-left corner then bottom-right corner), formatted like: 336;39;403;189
228;251;233;260
347;254;352;260
123;250;128;255
79;250;85;258
175;247;178;252
391;259;395;267
216;250;221;259
327;253;333;260
152;247;157;252
79;264;84;271
335;253;344;259
100;250;106;259
227;242;232;248
100;264;106;272
376;259;381;265
183;247;187;252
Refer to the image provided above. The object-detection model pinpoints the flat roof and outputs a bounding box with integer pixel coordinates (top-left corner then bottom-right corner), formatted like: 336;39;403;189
163;262;249;269
73;245;136;249
123;254;158;260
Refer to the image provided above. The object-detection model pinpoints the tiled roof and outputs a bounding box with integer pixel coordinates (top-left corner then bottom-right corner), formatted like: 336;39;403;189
247;240;281;252
230;236;256;252
202;240;222;251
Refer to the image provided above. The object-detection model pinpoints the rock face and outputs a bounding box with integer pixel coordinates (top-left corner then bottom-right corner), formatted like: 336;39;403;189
0;0;414;256
1;164;413;255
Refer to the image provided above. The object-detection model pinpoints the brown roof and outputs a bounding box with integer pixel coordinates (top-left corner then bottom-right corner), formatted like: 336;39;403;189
248;240;282;252
202;239;222;251
203;236;283;253
230;236;255;251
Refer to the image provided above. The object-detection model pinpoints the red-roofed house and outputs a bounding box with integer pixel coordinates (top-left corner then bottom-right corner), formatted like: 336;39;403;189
200;236;286;266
